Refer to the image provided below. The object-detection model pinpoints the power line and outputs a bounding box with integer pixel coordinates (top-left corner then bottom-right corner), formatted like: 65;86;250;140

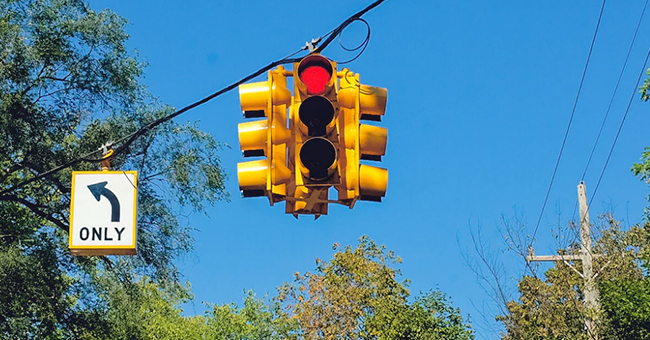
570;0;648;228
529;0;607;250
581;0;649;182
588;47;650;210
0;0;386;197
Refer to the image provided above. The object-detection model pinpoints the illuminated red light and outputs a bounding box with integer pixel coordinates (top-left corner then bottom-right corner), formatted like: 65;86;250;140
298;55;333;95
300;66;331;95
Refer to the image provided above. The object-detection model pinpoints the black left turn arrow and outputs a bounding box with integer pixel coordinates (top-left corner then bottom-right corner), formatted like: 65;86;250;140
87;181;120;222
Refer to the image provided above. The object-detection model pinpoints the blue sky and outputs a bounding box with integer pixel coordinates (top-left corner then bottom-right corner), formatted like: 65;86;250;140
87;1;650;338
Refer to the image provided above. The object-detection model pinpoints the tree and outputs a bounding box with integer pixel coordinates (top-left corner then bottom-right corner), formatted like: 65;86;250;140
57;236;472;340
464;147;650;339
497;215;650;340
498;261;588;340
592;153;650;340
0;2;475;339
206;291;299;340
277;236;474;340
389;290;476;340
599;277;650;340
497;64;650;340
0;0;227;337
69;277;210;340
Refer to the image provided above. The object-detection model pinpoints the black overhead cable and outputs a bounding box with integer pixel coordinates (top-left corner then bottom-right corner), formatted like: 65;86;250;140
569;0;649;228
570;42;650;264
588;47;650;212
581;0;649;182
0;0;386;197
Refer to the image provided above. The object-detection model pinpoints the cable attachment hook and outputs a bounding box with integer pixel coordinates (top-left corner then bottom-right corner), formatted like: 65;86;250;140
303;37;323;53
99;142;114;171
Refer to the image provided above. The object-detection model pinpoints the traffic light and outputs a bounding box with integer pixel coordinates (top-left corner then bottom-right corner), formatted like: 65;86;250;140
287;54;341;217
236;55;388;218
237;66;292;204
336;68;388;206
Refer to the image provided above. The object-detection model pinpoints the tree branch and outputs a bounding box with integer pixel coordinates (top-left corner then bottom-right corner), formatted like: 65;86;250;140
35;86;75;102
42;75;72;82
22;160;71;194
0;194;69;232
0;162;25;184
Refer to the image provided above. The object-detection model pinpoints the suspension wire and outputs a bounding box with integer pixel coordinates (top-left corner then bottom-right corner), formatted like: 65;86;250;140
0;0;386;197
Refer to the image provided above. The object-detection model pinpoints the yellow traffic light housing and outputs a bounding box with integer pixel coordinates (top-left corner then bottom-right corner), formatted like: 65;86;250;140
337;69;388;205
286;54;342;217
237;66;292;203
294;54;340;185
236;55;388;218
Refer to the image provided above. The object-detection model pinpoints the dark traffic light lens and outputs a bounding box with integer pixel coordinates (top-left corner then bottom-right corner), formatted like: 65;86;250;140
300;137;337;181
299;96;335;137
298;55;333;95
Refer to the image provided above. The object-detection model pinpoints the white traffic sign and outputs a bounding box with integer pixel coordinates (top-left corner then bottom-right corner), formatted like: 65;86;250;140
69;171;138;255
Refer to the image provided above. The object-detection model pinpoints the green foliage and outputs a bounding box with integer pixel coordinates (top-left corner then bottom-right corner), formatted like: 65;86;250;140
51;237;471;340
103;279;208;340
62;276;210;340
641;68;650;101
600;277;650;340
207;291;298;340
499;267;587;340
0;0;228;338
633;147;650;219
632;147;650;183
0;235;72;339
0;1;472;338
387;290;474;340
278;236;474;340
598;222;650;340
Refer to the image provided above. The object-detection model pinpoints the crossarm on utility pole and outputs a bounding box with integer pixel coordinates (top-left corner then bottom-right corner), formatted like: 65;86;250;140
526;254;582;262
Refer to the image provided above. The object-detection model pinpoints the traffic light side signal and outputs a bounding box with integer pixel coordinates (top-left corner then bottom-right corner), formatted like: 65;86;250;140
237;66;292;204
336;68;388;207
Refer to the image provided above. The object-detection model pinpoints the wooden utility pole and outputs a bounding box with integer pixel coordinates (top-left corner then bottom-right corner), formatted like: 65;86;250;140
527;181;600;340
578;181;599;339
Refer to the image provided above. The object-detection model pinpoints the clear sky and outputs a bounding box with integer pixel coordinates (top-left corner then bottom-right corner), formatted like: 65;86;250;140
87;1;650;338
